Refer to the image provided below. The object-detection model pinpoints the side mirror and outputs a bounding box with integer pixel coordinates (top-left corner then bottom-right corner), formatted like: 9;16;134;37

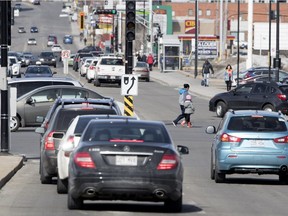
53;71;57;74
206;125;216;134
35;127;45;134
177;145;189;155
26;97;34;104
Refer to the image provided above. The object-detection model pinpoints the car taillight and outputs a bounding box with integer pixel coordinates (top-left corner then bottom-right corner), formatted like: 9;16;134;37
221;133;242;142
277;94;287;101
157;154;178;170
89;66;95;70
74;152;95;168
64;135;75;157
274;136;288;143
44;131;55;150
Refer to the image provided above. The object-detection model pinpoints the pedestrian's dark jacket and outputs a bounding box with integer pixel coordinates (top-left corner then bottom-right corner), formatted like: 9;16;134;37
202;61;214;74
141;54;147;62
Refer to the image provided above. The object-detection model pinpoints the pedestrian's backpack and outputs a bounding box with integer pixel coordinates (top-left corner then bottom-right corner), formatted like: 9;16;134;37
201;79;205;86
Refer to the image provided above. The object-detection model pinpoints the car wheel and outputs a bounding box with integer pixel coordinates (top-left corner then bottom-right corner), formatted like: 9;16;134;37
54;64;56;68
40;160;52;184
57;175;68;194
94;79;101;87
263;104;274;112
10;116;20;132
68;191;83;210
146;77;150;82
215;163;226;183
216;101;227;117
210;154;215;180
164;195;182;213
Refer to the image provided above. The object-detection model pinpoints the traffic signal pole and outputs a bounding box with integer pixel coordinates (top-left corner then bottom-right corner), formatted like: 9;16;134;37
0;1;11;152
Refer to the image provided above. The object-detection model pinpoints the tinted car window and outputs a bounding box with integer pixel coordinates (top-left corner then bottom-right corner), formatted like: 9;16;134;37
100;58;123;66
31;89;59;103
235;84;253;94
82;122;170;143
55;109;117;131
61;89;90;99
227;116;287;132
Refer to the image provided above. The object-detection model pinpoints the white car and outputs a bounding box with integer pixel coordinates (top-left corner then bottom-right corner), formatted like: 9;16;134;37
8;56;21;78
51;44;62;53
86;58;99;83
56;114;137;194
79;58;94;77
27;38;37;45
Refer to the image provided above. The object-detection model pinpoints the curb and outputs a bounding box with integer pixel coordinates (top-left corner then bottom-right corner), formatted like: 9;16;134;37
0;154;25;189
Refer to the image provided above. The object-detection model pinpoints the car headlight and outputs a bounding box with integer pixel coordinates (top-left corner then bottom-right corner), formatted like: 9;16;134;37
39;58;44;61
52;59;56;61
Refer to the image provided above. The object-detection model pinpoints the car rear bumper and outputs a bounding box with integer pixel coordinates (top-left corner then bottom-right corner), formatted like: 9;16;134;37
69;176;182;201
216;151;288;174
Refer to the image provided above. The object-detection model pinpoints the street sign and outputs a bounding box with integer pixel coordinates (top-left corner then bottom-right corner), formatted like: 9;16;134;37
121;75;138;96
61;50;71;59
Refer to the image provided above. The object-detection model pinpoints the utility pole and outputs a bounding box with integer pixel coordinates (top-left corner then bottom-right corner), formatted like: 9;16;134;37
246;0;253;69
275;0;280;82
194;0;198;78
0;0;11;152
148;0;153;54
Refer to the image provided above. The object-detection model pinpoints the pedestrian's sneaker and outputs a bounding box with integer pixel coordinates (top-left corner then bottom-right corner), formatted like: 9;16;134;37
181;121;186;127
187;122;192;128
172;121;177;127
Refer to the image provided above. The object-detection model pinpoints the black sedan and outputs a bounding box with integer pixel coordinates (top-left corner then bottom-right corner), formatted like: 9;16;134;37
30;26;39;33
67;119;189;212
23;65;56;78
209;81;288;117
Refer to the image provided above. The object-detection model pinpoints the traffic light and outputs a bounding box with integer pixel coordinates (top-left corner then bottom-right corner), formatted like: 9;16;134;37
126;1;136;41
93;9;117;15
80;12;84;30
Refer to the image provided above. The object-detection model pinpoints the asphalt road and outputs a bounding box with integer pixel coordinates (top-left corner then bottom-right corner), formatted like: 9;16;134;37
2;2;288;216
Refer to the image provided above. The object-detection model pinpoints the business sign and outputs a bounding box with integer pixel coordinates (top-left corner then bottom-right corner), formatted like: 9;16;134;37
185;20;197;34
197;40;218;59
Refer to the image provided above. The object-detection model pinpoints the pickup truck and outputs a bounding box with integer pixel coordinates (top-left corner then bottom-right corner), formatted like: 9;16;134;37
93;56;125;87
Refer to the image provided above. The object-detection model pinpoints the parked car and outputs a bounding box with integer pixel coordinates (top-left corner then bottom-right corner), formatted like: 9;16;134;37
11;86;104;132
31;0;40;5
209;81;288;117
77;45;102;53
8;77;82;98
35;98;123;185
206;110;288;184
240;69;288;84
8;56;21;78
66;118;189;211
57;114;137;194
79;58;94;77
38;51;57;68
18;26;26;33
72;52;93;71
23;65;56;78
132;61;150;82
27;38;37;45
68;53;75;67
63;35;73;44
86;58;99;83
30;26;39;33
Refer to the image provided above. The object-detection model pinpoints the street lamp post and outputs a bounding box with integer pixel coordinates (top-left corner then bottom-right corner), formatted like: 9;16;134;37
194;0;198;79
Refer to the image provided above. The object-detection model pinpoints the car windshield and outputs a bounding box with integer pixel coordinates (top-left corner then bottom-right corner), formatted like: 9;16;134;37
41;52;54;57
82;122;170;143
227;116;287;132
136;62;147;67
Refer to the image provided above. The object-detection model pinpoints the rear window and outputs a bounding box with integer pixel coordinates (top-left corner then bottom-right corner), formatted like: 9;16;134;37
54;109;117;131
227;116;287;132
100;58;124;66
82;122;170;143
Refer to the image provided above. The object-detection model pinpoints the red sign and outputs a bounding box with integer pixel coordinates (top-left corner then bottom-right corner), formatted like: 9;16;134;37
185;20;196;34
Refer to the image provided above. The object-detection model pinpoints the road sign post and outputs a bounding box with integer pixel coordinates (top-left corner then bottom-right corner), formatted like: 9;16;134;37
121;75;138;116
